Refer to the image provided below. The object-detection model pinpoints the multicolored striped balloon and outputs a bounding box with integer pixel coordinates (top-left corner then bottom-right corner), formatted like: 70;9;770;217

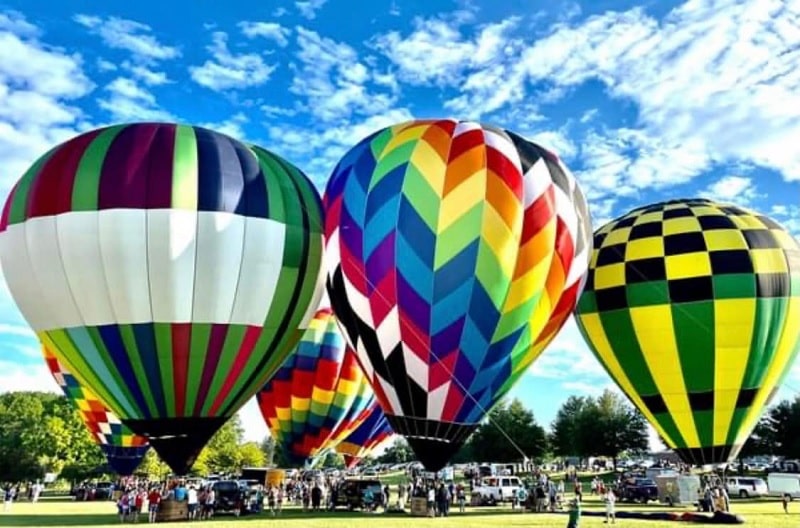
257;308;372;465
0;123;325;474
324;119;591;470
335;401;394;469
43;345;149;476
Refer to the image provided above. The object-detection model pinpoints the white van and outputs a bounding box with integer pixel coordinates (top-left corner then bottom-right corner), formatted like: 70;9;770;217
473;476;522;503
726;476;768;498
768;473;800;499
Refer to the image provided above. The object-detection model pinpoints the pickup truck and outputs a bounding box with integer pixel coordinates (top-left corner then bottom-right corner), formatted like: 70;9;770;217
472;476;523;504
618;477;659;503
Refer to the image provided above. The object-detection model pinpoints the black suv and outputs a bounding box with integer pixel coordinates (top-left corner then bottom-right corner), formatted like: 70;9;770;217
212;480;248;515
335;479;383;510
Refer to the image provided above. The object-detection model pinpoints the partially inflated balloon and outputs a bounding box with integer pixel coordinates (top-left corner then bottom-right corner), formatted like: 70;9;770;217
324;119;590;470
43;346;149;475
335;401;394;469
0;123;325;474
576;198;800;465
257;308;371;465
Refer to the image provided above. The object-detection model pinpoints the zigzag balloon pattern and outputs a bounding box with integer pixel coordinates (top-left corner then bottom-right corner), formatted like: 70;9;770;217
324;119;591;470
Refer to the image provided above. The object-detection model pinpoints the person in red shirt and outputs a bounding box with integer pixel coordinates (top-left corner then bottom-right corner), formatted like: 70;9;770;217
147;488;161;524
134;491;144;523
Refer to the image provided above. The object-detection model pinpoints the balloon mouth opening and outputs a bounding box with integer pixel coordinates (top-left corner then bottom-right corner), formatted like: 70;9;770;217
384;415;477;473
123;416;229;475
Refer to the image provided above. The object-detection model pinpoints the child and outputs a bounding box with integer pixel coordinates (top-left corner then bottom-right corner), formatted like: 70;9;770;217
567;498;581;528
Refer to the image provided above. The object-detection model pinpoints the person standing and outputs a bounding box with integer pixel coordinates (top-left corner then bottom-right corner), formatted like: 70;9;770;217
604;487;616;524
147;487;161;524
566;498;581;528
187;486;198;520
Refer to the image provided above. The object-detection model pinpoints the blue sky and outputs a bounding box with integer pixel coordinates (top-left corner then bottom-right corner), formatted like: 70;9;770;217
0;0;799;451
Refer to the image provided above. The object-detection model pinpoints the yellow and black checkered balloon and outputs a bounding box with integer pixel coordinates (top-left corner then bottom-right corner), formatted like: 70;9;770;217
576;198;800;466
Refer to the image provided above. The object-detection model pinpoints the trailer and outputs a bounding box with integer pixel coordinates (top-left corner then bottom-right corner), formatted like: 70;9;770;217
655;474;701;507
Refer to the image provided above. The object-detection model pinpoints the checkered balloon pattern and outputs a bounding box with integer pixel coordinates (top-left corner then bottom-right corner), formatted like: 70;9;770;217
257;308;373;465
43;346;149;475
576;198;800;466
324;119;591;470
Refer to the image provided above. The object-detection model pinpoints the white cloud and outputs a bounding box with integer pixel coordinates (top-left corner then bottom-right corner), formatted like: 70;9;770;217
0;14;94;195
527;317;607;381
265;108;414;185
373;15;521;92
701;175;762;207
97;77;173;122
0;360;58;394
189;32;277;92
290;28;398;123
0;323;34;339
73;14;180;62
273;7;288;17
238;21;291;47
126;64;170;85
295;0;328;20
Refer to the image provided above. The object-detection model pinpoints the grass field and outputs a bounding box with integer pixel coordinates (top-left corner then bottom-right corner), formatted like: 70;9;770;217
1;495;797;528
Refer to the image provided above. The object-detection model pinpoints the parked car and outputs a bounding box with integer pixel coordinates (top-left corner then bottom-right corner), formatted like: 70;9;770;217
335;478;383;510
618;477;659;503
473;476;522;503
726;477;768;498
212;480;249;516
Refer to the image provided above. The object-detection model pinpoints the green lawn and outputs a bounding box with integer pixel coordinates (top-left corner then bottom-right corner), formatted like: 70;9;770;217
1;495;797;528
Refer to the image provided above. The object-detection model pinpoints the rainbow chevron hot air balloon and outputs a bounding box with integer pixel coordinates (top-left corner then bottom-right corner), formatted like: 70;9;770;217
324;119;591;470
0;123;325;474
257;308;372;465
43;346;149;476
576;199;800;466
335;401;394;469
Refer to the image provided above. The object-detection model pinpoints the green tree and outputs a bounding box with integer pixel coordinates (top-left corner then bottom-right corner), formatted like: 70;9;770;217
136;450;171;480
550;395;594;458
260;436;276;465
468;398;548;463
757;397;800;459
192;416;246;475
0;392;103;482
377;438;413;464
585;390;648;468
239;442;266;468
320;451;345;468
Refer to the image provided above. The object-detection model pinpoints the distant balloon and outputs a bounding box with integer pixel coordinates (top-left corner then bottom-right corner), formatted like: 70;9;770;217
335;401;394;469
43;345;149;476
257;308;372;465
576;198;800;465
324;118;591;470
0;123;325;474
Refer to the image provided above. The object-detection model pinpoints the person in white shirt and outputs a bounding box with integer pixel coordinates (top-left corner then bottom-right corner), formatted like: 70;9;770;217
187;487;198;520
604;488;616;524
427;487;435;517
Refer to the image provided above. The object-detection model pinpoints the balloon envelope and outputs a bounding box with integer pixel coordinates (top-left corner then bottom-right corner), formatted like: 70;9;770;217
0;123;325;474
257;308;372;465
43;346;149;476
335;401;394;469
576;198;800;465
324;119;590;470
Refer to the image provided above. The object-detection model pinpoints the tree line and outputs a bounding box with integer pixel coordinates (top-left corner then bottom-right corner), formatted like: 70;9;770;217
3;389;800;483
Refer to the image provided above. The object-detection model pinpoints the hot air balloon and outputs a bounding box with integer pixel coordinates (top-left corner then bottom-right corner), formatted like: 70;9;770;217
575;198;800;466
257;308;372;465
43;345;149;475
0;123;325;474
324;119;590;470
335;401;394;469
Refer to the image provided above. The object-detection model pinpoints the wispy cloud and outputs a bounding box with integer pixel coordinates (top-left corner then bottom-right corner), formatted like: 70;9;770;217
72;15;180;62
189;32;277;92
295;0;328;20
238;21;291;47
